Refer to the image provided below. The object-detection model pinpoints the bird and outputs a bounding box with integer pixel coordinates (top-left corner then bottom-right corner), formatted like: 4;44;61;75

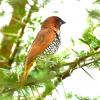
20;16;65;84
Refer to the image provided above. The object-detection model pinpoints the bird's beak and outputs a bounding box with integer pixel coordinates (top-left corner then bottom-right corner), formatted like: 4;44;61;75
60;20;66;26
62;20;66;24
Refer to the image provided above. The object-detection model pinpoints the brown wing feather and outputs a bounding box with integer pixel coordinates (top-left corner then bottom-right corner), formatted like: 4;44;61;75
25;28;56;67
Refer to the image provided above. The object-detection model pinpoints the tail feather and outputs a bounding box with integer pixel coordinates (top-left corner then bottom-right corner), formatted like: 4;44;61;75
19;61;36;86
19;66;29;86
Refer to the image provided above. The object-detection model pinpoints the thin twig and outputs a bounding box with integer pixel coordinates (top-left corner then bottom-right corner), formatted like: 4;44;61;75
30;86;35;98
81;67;94;79
34;86;42;100
61;51;100;67
80;58;100;68
21;90;28;100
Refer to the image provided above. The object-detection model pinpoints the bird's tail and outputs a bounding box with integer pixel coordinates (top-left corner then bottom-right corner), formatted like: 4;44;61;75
19;61;36;86
19;65;30;86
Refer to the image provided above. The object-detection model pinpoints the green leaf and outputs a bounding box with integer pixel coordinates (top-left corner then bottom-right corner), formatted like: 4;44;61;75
88;10;100;20
81;27;100;49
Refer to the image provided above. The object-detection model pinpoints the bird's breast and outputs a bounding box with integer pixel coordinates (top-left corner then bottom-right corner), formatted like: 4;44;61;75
42;34;61;55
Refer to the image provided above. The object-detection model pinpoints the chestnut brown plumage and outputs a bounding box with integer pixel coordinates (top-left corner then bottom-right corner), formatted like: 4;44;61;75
20;16;65;83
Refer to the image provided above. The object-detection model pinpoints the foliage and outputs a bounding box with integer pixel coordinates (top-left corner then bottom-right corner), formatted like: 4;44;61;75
66;92;100;100
0;0;100;100
79;26;100;50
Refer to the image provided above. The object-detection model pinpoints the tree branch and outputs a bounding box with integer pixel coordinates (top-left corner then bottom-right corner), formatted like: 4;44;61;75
8;3;38;66
0;50;100;99
25;50;100;86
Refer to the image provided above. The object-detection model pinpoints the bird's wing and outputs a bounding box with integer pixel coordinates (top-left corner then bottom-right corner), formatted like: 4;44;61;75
25;28;56;67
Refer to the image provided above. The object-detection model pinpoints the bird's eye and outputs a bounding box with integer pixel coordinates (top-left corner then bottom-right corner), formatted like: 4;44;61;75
59;21;62;26
59;21;64;26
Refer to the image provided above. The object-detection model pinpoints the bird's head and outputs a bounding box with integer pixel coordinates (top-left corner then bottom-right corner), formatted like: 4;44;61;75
41;16;65;30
